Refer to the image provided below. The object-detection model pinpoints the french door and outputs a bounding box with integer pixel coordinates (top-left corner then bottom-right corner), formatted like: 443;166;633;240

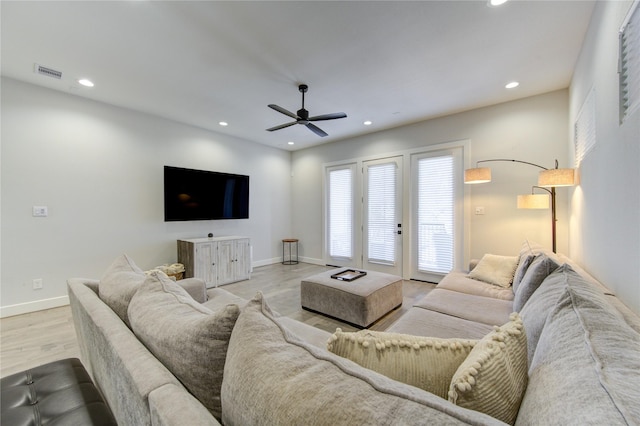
410;148;463;282
362;157;403;276
326;163;357;267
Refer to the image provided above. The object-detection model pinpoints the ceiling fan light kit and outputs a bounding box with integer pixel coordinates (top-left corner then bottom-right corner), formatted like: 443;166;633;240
267;84;346;137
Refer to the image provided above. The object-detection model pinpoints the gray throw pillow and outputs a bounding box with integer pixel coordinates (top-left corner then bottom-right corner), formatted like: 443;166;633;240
128;272;240;420
518;272;640;424
99;254;146;327
512;253;536;293
519;264;570;365
513;254;561;312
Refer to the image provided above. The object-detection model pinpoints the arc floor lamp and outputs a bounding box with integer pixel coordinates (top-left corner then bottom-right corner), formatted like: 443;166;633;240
464;159;576;253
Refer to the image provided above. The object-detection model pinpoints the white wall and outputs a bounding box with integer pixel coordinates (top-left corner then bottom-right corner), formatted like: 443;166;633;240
291;90;570;267
569;0;640;314
1;77;292;315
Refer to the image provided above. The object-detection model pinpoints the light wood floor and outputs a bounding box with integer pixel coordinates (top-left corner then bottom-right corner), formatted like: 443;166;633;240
0;262;435;378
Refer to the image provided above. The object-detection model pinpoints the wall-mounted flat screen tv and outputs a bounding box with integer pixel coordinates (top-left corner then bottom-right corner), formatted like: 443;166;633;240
164;166;249;221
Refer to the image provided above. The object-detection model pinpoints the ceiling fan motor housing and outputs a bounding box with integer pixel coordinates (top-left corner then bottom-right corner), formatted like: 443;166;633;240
297;108;309;123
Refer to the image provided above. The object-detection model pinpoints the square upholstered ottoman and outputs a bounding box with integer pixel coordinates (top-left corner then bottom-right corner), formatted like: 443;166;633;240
301;269;403;327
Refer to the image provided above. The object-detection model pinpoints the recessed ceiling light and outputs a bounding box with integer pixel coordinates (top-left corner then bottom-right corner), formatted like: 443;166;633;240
505;81;520;89
288;141;295;145
78;79;94;87
219;121;228;126
364;120;372;126
488;0;509;6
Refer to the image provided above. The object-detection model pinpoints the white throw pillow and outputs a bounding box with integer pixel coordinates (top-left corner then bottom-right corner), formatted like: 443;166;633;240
468;254;519;288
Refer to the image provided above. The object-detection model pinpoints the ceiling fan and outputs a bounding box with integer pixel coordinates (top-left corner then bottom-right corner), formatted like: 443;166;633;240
267;84;347;137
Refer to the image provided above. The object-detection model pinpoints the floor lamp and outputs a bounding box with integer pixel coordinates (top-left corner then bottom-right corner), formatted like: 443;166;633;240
464;159;575;253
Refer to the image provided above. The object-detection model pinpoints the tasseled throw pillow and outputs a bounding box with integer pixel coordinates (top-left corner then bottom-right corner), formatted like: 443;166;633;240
328;329;476;399
448;312;528;425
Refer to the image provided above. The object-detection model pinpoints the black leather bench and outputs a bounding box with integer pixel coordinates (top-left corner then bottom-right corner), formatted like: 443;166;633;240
1;358;117;426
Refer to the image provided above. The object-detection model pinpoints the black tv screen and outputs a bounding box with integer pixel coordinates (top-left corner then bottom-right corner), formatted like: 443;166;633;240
164;166;249;221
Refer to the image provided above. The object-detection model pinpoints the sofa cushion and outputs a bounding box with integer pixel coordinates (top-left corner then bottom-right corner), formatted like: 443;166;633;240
327;329;476;399
468;254;519;288
387;307;495;340
221;293;504;426
512;254;560;312
415;288;513;326
449;313;528;425
99;254;146;327
516;272;640;425
128;272;240;421
437;272;514;301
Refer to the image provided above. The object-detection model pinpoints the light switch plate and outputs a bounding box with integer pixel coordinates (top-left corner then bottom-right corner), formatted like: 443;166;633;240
33;206;48;217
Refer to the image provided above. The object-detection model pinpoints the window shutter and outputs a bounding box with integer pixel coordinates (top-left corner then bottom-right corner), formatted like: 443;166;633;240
367;163;397;265
620;0;640;123
328;167;353;259
417;155;454;274
574;88;596;167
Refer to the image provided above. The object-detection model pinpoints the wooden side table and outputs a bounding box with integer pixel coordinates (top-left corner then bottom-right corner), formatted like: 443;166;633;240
282;239;299;265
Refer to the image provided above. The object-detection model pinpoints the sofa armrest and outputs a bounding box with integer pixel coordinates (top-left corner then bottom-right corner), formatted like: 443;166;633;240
177;278;207;303
149;384;220;426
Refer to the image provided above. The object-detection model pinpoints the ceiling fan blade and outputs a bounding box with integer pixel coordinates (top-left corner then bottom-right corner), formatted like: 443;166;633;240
306;123;328;137
308;112;347;121
267;121;297;132
268;104;298;119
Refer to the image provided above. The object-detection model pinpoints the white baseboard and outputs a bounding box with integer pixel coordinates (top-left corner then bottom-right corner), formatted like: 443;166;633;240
252;257;282;268
1;295;70;318
299;257;325;266
252;257;326;268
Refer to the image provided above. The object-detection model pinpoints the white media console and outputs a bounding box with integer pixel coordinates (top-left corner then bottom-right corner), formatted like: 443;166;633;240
177;236;251;288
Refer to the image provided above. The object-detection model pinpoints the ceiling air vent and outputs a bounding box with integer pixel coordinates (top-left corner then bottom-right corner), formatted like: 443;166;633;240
34;63;62;79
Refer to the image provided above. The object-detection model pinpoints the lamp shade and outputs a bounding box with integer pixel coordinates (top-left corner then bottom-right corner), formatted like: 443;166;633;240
538;168;575;187
517;194;550;209
464;167;491;184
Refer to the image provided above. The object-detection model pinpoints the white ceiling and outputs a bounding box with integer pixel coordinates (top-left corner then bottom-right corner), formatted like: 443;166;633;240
1;1;595;151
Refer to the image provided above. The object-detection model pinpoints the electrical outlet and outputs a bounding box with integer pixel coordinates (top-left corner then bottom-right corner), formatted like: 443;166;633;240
475;206;485;215
33;278;43;290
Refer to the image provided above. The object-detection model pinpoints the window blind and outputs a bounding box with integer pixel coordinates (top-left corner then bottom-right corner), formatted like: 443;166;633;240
620;0;640;123
367;163;397;265
417;155;454;274
328;167;353;259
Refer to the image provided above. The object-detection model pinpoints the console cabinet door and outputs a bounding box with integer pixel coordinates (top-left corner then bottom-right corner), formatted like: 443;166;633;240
234;238;251;281
217;240;236;285
195;242;217;288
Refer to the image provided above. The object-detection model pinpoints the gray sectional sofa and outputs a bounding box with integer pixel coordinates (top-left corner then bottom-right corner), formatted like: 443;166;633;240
67;243;640;425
